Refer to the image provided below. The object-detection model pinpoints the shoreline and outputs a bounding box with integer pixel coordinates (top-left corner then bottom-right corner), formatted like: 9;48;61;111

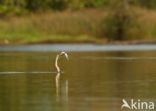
1;39;156;45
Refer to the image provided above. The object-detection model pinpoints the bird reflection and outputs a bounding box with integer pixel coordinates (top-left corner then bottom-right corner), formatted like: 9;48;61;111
55;72;68;102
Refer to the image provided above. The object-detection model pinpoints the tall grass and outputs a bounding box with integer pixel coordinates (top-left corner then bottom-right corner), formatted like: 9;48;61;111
138;8;156;40
0;9;106;44
0;8;156;44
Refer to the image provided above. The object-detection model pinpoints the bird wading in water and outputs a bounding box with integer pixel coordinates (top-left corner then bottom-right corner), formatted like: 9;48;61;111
55;51;69;73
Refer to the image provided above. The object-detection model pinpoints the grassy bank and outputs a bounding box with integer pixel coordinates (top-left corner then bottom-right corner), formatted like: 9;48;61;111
0;8;156;44
0;9;106;44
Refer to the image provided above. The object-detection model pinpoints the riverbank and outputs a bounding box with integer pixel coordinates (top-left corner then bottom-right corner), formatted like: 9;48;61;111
2;37;156;45
0;8;156;45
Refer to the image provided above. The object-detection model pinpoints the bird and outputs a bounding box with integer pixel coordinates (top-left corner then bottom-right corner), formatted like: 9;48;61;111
55;51;69;73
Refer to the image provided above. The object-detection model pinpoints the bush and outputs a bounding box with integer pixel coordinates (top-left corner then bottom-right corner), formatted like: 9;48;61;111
135;0;156;9
100;0;143;40
50;0;68;11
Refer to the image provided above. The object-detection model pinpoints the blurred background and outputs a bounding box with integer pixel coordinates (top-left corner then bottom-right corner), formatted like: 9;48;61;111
0;0;155;44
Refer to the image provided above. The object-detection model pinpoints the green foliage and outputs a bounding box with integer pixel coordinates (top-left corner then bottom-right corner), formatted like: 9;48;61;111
67;0;110;9
0;0;155;13
135;0;156;9
0;0;111;13
80;0;110;8
50;0;68;10
25;0;49;11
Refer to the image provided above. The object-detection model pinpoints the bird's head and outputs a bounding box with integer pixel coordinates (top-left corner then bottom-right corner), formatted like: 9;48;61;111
60;51;69;60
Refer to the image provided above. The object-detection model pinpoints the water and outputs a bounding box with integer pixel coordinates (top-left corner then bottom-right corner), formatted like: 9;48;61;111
0;44;156;111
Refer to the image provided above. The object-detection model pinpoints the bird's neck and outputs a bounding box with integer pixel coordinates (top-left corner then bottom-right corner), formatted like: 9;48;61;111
55;55;60;72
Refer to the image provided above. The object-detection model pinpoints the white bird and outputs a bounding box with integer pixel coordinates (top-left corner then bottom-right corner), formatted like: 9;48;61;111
55;51;69;73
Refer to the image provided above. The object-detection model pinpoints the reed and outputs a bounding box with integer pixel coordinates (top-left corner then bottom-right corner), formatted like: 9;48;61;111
0;8;156;44
0;9;106;44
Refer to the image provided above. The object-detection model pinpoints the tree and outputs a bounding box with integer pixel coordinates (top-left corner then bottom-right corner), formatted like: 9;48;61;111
50;0;68;10
101;0;142;40
135;0;156;9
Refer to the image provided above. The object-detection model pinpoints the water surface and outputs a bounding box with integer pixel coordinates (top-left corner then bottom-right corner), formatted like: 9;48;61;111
0;44;156;111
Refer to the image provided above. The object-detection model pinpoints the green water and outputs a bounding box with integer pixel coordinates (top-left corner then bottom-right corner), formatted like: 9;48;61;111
0;51;156;111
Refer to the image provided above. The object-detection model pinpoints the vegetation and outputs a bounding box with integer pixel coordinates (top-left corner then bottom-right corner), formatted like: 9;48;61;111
0;0;156;44
0;9;106;44
101;0;142;41
0;0;156;12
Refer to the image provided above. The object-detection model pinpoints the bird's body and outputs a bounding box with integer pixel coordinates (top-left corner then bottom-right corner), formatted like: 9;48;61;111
55;51;68;73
